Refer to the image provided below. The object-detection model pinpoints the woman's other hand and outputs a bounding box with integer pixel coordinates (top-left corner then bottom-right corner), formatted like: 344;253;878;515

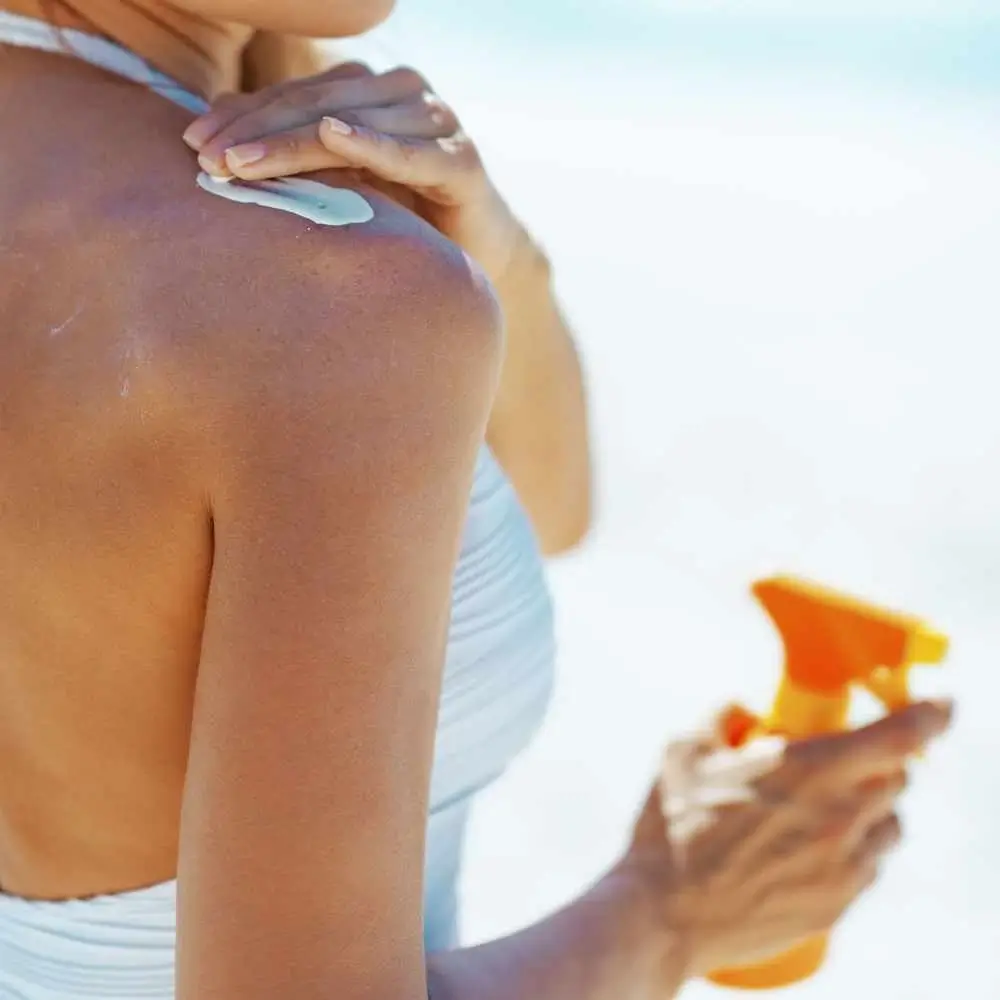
182;63;524;280
624;699;954;980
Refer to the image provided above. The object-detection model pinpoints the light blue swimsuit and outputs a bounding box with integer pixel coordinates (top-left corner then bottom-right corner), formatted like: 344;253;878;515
0;12;556;996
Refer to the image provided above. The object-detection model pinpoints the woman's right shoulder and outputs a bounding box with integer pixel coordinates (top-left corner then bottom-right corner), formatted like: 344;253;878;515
29;57;503;393
170;173;501;360
19;60;503;486
136;169;504;490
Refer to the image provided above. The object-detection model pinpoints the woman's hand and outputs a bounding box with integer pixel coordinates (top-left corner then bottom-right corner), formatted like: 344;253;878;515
182;63;525;279
183;60;594;558
623;699;953;981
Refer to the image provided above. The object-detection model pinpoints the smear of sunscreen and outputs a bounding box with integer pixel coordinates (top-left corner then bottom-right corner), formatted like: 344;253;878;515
196;173;374;226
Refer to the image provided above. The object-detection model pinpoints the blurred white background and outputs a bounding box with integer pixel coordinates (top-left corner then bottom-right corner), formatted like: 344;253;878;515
357;3;999;996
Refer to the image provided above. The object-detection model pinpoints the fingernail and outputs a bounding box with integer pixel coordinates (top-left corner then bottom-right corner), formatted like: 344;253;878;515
182;121;213;150
322;117;353;136
198;153;231;180
225;143;267;169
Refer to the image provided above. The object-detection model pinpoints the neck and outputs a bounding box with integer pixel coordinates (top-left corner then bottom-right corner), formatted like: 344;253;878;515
0;0;252;97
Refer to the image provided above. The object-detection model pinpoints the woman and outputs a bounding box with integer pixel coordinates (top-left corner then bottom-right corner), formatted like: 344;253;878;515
0;1;952;999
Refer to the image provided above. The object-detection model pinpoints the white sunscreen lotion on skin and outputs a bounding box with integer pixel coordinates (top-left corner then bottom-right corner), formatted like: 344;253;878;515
196;172;374;226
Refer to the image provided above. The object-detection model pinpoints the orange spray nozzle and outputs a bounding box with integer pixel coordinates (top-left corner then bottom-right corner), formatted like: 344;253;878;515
707;577;950;990
753;576;948;723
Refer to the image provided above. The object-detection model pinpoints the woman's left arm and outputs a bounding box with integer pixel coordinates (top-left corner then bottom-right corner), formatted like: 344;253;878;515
482;218;592;556
183;63;593;555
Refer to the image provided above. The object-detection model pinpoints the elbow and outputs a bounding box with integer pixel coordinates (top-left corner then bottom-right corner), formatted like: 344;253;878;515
538;509;592;558
540;419;595;557
489;416;595;558
536;475;594;558
541;526;590;558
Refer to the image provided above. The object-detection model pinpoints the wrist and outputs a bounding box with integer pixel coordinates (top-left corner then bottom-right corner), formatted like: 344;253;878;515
445;186;538;287
597;862;696;998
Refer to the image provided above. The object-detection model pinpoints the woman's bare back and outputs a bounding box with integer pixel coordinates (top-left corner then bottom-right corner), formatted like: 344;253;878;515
0;48;217;897
0;42;497;901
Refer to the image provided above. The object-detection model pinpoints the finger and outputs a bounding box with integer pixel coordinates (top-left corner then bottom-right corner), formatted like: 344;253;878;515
792;809;901;922
842;813;903;896
833;770;907;850
806;769;905;849
348;95;460;141
183;90;258;149
788;699;952;786
193;67;428;174
223;125;356;180
830;849;881;915
856;812;904;859
182;61;375;151
855;768;908;816
317;61;375;80
318;119;484;205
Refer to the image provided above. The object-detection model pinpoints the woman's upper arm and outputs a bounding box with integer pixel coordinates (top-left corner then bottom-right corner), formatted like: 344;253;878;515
175;230;502;1000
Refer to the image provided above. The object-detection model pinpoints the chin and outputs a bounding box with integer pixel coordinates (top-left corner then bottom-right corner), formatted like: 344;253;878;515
323;0;397;36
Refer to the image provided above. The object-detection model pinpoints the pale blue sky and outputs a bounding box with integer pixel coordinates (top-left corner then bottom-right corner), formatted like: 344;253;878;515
388;0;999;93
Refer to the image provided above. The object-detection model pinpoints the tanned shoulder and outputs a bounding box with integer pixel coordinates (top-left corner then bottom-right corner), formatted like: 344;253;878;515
144;175;503;496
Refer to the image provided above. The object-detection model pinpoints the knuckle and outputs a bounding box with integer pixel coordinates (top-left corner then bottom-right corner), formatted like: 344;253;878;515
883;768;908;797
357;127;405;163
440;110;462;136
278;132;311;159
276;84;324;114
273;90;303;116
858;770;903;805
422;93;459;128
444;133;482;172
458;137;482;169
853;858;880;894
843;788;885;831
387;65;430;92
326;60;373;78
880;812;903;848
854;811;902;862
395;138;425;166
818;808;856;845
